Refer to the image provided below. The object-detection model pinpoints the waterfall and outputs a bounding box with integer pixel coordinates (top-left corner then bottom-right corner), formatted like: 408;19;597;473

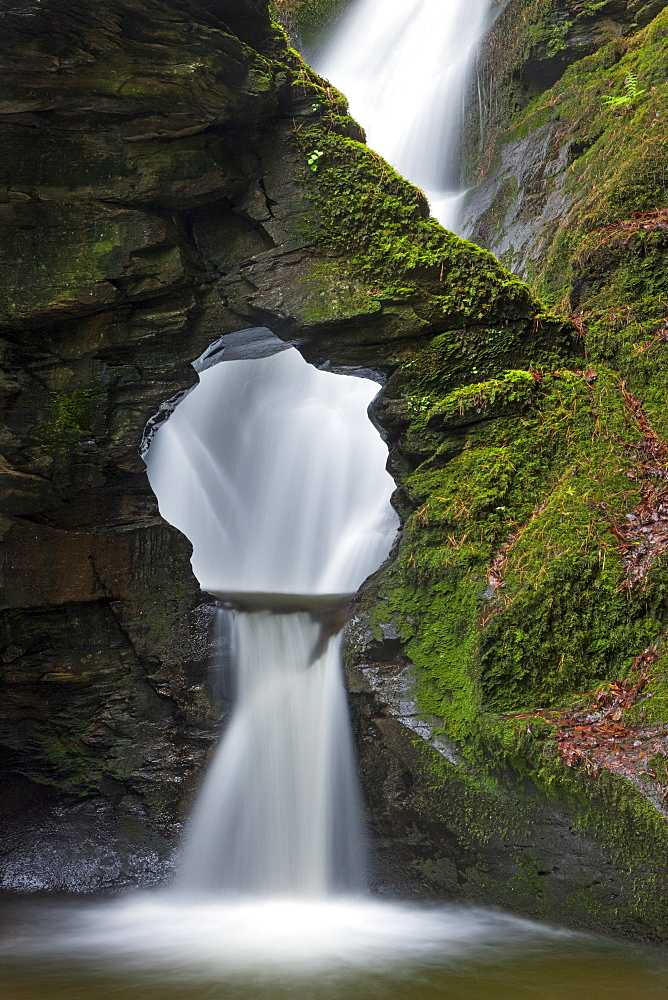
0;338;590;982
312;0;492;232
144;328;399;895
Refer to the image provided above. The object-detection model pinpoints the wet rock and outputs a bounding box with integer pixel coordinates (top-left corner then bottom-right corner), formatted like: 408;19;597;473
0;0;664;942
0;776;176;892
343;603;668;936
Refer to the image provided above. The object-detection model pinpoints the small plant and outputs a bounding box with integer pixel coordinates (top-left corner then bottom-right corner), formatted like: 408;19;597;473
307;149;324;172
603;73;646;108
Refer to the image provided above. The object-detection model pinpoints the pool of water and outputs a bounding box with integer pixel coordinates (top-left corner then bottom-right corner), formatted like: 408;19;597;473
1;894;667;1000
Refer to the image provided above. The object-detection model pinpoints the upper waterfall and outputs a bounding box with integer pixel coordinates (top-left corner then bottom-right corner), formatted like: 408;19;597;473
312;0;492;232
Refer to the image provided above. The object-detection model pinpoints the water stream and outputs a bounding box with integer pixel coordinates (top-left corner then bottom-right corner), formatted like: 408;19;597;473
2;893;668;998
3;330;668;997
312;0;491;231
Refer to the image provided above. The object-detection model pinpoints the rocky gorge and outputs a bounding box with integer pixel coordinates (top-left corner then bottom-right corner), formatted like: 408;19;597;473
2;0;668;943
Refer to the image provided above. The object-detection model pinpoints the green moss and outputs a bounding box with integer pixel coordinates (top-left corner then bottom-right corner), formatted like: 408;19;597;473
36;732;103;794
442;2;668;747
377;364;661;734
496;6;668;315
294;0;354;45
292;121;540;325
468;0;627;180
465;8;668;753
275;11;668;932
365;351;668;932
387;723;668;933
33;387;104;452
626;663;668;727
530;746;668;931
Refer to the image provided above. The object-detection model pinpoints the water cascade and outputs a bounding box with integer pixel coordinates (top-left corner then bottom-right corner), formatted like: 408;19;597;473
145;328;399;894
4;8;668;995
312;0;492;232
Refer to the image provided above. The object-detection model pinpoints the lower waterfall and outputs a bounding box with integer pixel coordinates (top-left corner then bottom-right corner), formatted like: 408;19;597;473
145;328;398;895
178;611;364;894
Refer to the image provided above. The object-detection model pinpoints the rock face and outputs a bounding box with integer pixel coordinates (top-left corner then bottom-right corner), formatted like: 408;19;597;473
2;0;668;941
464;0;668;296
0;0;561;890
461;0;668;752
424;0;668;935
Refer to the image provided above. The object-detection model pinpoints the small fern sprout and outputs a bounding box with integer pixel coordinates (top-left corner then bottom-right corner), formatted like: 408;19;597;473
603;72;646;107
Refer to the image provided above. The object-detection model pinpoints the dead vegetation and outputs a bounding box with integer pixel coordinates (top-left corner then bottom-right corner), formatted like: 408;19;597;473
507;645;668;798
596;383;668;587
576;208;668;268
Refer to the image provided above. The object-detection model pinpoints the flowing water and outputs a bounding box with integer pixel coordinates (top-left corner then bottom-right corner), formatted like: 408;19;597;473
312;0;491;231
2;6;667;996
2;894;668;999
145;329;397;599
177;610;365;894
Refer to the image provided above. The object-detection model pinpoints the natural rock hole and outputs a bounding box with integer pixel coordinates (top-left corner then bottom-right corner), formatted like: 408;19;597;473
143;326;398;893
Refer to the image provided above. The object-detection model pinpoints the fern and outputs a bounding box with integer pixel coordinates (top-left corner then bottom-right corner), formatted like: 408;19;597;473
603;73;646;107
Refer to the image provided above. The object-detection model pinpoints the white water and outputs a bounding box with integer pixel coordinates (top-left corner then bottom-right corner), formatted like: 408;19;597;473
145;329;398;894
179;612;364;893
0;335;638;998
51;328;576;971
146;336;397;598
2;894;573;978
313;0;492;232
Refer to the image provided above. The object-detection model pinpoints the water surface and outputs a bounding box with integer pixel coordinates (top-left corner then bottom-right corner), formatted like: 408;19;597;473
1;895;667;1000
